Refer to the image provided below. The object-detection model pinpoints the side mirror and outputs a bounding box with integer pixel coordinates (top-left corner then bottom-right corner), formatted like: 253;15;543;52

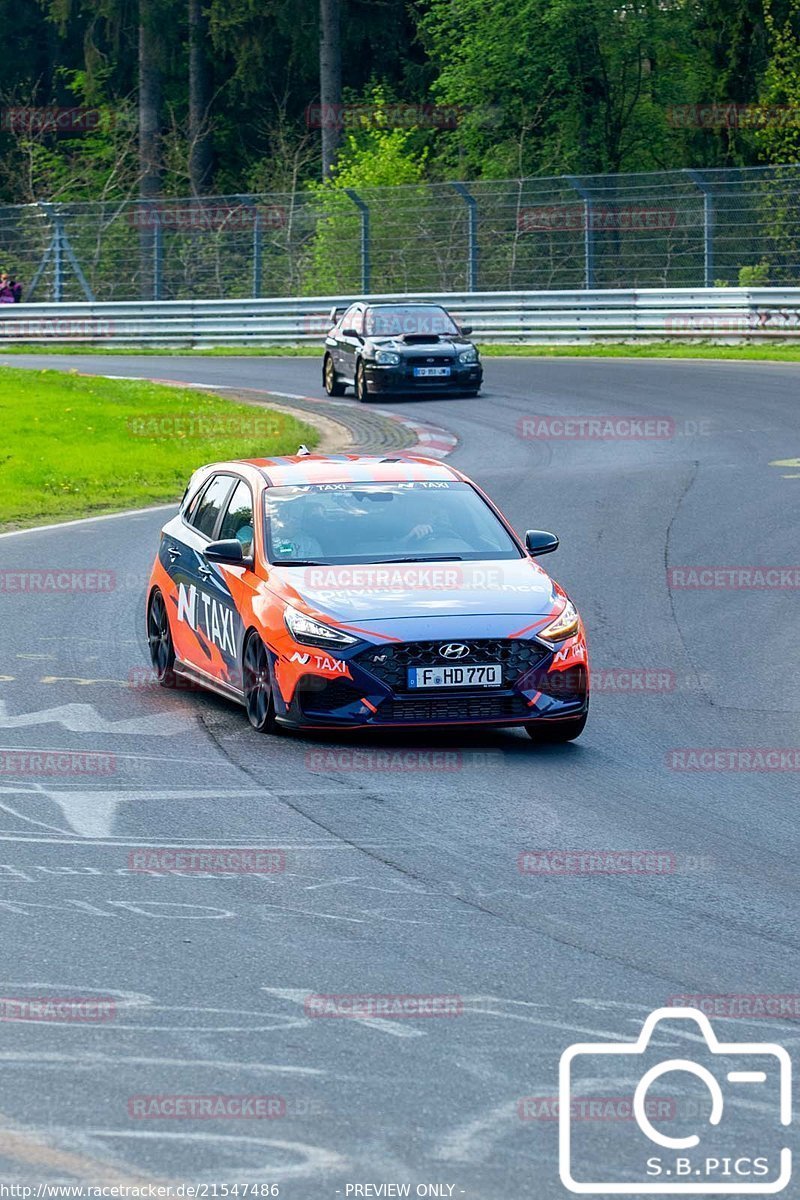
525;529;559;556
460;324;473;336
205;538;250;566
341;327;362;340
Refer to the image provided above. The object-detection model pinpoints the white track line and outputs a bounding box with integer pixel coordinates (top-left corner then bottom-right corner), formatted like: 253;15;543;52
0;504;177;540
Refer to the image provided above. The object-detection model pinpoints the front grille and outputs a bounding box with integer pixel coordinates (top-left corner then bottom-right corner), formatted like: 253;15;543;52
296;677;363;716
356;639;549;691
376;694;531;724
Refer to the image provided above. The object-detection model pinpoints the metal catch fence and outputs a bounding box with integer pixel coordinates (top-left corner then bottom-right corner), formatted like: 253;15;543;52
1;165;800;302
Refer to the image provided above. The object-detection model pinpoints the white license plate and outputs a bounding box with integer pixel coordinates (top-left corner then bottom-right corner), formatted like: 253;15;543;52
413;366;451;377
408;663;502;689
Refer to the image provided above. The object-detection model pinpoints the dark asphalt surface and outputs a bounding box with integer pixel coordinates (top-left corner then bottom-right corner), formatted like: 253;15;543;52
0;353;799;1196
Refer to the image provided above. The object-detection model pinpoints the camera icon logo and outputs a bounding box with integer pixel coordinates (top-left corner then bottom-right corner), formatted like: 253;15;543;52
559;1006;792;1194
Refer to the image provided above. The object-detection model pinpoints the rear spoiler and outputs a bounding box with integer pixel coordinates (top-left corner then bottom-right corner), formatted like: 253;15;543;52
328;305;346;324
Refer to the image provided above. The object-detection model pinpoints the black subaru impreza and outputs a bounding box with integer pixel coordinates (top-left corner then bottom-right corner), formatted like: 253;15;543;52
322;301;483;402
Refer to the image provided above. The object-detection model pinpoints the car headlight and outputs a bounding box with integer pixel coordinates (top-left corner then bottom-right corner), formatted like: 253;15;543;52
375;350;400;366
284;606;358;648
538;599;580;642
458;346;478;364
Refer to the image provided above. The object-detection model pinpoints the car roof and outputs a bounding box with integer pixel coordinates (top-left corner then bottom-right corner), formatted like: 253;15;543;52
229;454;463;486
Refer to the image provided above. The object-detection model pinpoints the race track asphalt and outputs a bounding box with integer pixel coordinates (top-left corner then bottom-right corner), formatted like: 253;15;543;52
0;352;798;1197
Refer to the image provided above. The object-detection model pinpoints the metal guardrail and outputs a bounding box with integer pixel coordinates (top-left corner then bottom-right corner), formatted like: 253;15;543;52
1;288;800;345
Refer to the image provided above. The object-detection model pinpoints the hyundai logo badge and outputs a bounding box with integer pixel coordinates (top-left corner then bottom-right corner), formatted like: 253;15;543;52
438;643;470;660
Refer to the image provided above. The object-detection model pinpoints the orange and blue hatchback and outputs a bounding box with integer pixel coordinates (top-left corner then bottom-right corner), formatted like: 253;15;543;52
146;454;589;741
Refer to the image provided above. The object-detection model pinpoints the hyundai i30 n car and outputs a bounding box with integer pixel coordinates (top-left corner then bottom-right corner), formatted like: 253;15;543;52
146;455;588;741
323;302;482;400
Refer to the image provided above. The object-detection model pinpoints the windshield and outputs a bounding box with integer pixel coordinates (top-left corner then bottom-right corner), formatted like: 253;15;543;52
264;480;522;564
365;305;459;337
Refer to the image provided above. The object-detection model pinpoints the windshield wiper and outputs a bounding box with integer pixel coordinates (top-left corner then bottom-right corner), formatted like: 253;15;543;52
272;559;332;566
369;555;464;563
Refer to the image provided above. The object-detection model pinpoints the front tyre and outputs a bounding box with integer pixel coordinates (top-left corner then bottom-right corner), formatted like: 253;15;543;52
323;353;346;397
243;632;276;733
355;361;372;403
525;710;587;744
147;590;176;687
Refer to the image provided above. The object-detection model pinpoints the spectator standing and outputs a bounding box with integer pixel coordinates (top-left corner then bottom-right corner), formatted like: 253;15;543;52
0;272;15;303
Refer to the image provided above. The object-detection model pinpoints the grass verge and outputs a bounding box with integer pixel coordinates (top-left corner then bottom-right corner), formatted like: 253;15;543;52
0;366;319;529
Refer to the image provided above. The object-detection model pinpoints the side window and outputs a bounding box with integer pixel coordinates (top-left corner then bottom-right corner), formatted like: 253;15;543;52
184;478;209;523
218;479;254;556
341;304;358;332
191;475;234;539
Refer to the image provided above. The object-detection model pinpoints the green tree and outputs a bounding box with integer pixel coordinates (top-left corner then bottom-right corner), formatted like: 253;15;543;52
757;0;800;161
303;108;429;292
421;0;707;177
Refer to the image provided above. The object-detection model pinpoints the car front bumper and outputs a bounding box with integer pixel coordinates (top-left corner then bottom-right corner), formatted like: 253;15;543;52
270;636;588;730
364;362;483;394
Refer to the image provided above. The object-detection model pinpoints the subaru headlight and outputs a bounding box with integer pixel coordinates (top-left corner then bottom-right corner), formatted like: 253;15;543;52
375;350;401;366
458;346;478;364
538;599;580;642
284;606;358;648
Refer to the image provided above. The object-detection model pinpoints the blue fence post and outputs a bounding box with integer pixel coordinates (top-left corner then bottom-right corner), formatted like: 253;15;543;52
52;211;64;302
344;188;370;293
565;177;595;290
152;203;163;301
253;206;263;299
685;169;714;287
451;182;478;291
237;194;262;298
28;203;94;301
